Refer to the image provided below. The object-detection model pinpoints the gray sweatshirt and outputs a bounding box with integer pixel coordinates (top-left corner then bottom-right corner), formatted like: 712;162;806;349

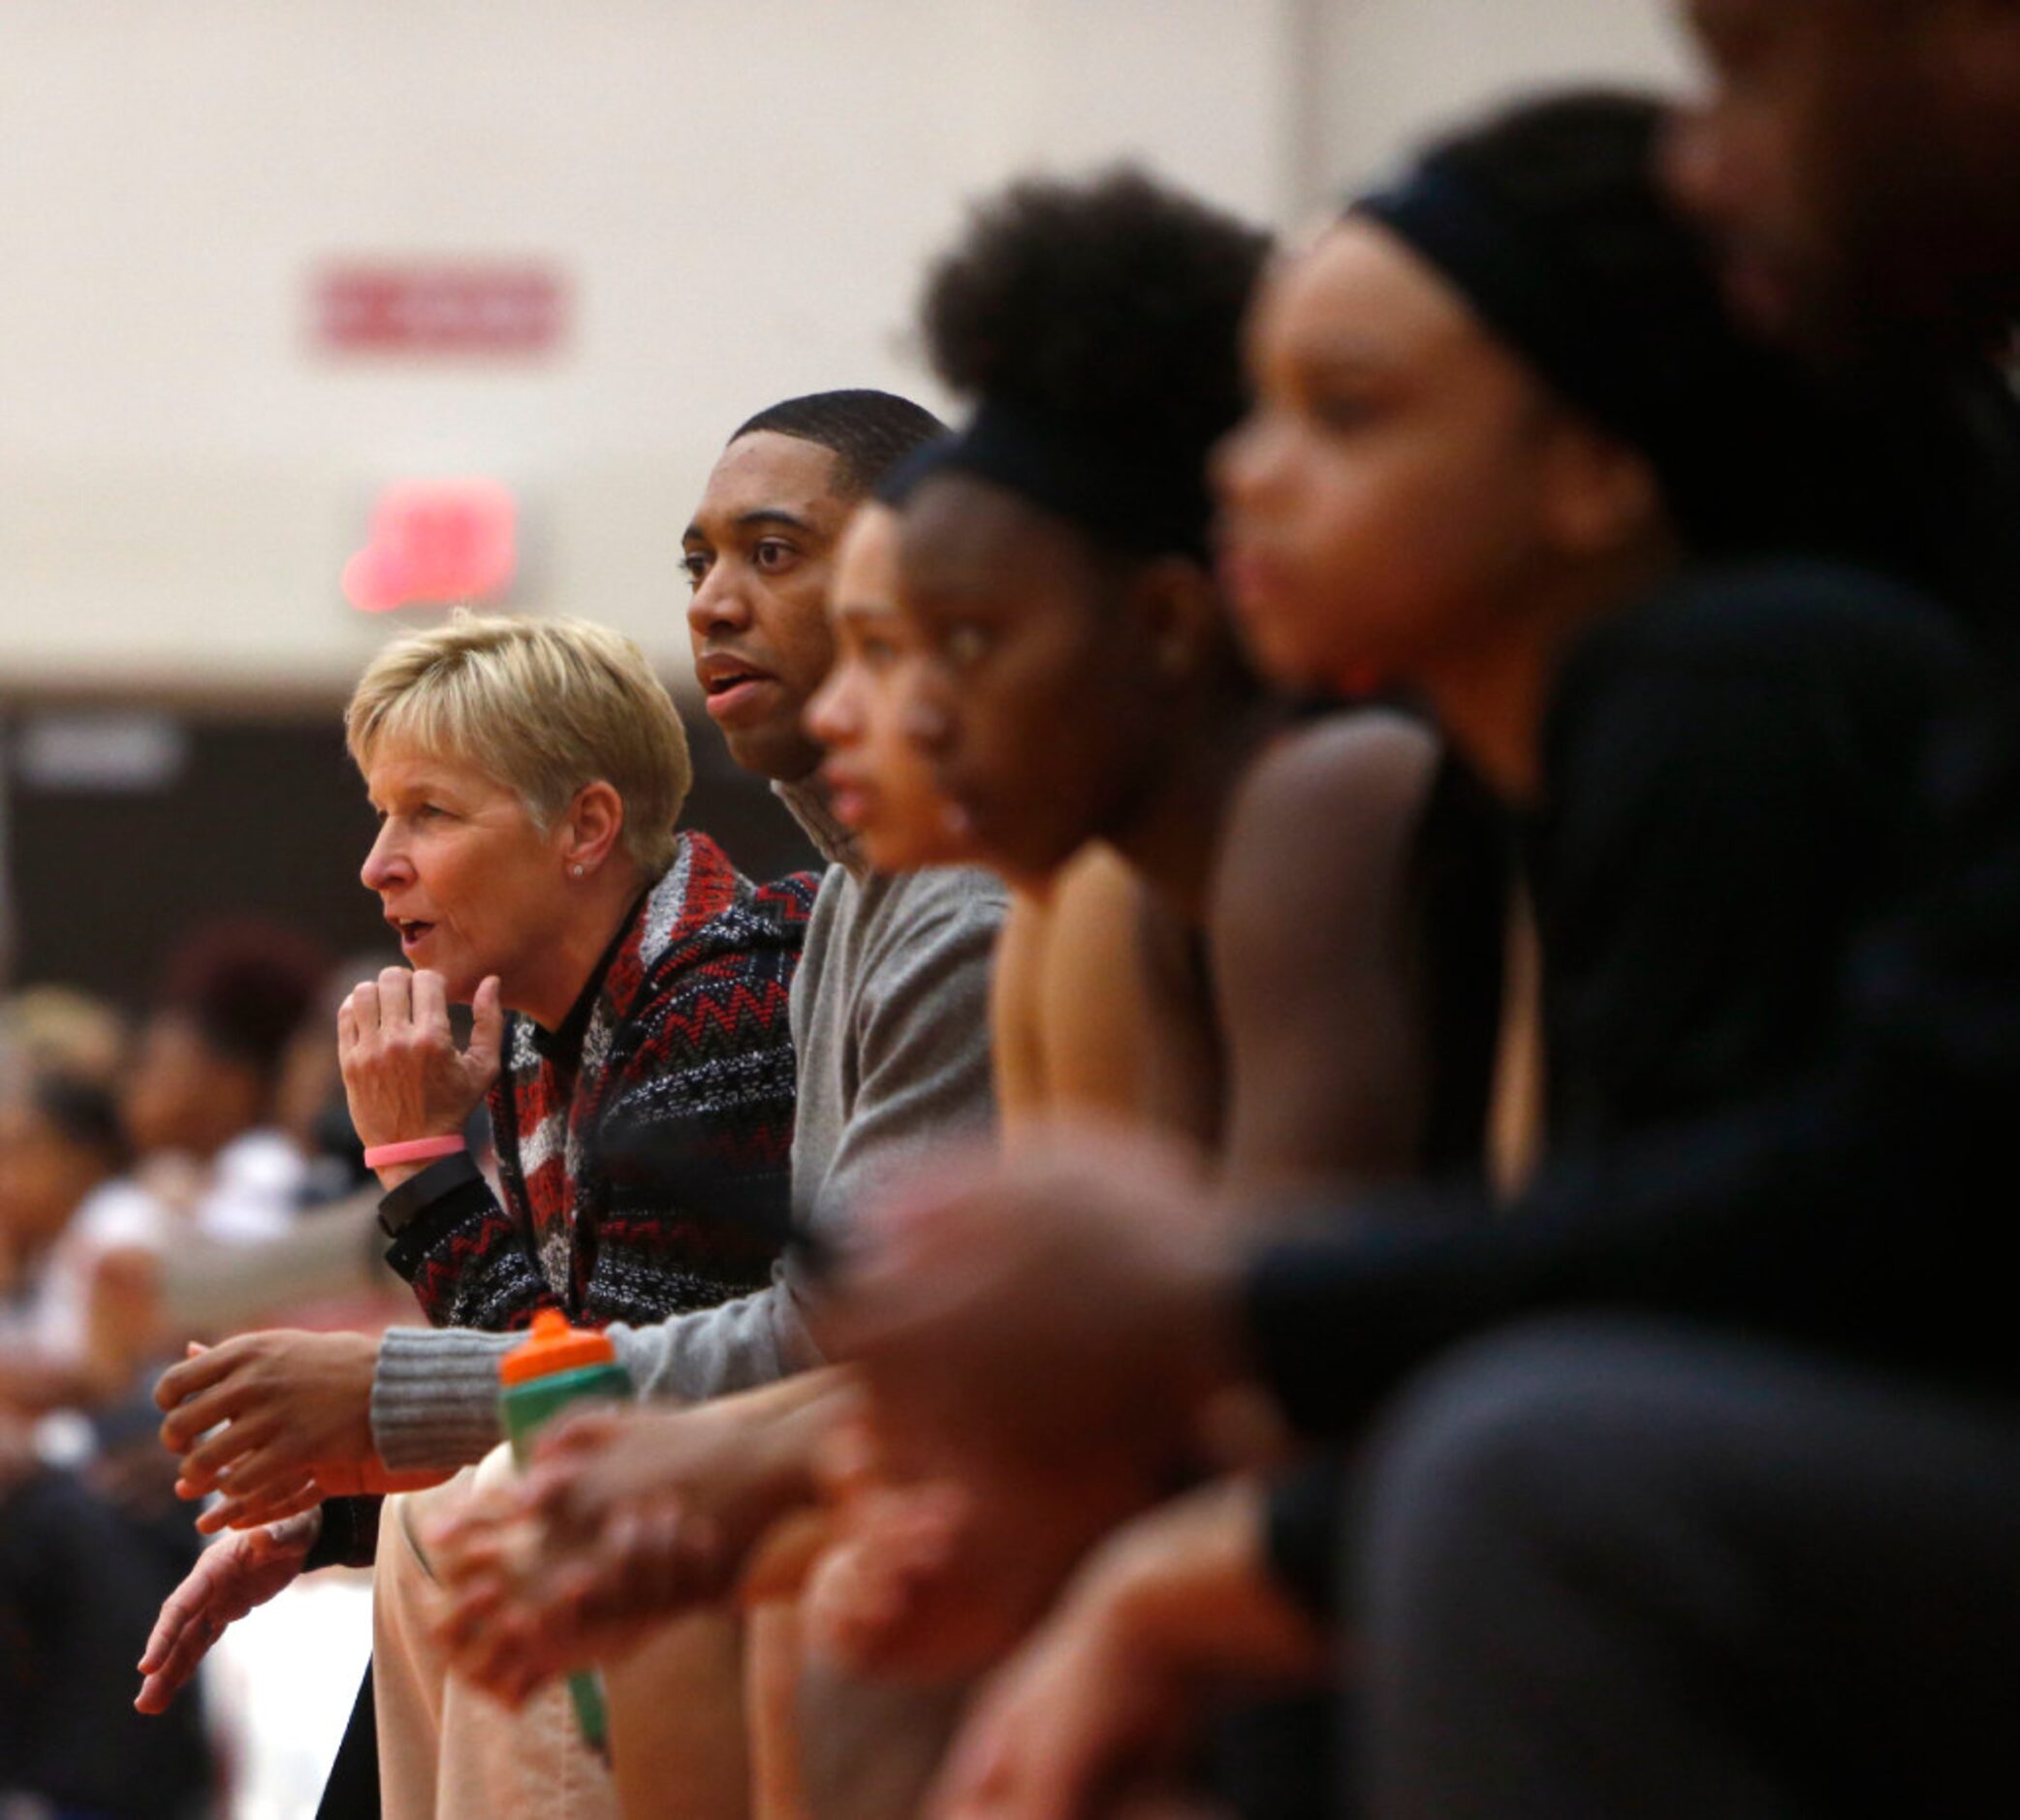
371;783;1006;1470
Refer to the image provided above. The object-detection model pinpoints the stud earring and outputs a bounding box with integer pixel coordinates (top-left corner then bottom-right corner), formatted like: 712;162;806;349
571;863;585;878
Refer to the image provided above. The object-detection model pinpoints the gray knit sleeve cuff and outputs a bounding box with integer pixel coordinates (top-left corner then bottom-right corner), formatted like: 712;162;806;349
371;1327;516;1471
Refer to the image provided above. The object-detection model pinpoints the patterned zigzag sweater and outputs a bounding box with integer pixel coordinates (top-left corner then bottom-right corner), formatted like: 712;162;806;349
384;829;818;1332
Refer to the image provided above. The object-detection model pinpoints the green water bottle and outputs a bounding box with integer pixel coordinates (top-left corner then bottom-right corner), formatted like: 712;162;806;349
498;1307;634;1753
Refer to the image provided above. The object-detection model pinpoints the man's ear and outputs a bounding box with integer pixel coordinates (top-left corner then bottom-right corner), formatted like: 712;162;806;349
1127;555;1228;687
560;779;627;876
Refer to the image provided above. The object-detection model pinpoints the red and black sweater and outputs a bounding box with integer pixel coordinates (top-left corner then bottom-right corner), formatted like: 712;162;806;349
386;830;817;1332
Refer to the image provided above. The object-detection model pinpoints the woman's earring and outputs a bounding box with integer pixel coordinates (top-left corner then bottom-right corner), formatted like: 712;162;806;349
571;863;586;879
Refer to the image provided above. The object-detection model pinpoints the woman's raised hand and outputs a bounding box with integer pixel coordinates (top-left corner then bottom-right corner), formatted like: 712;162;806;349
338;967;502;1156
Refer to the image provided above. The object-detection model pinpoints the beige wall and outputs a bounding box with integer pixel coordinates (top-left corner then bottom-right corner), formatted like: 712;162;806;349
1304;0;1690;199
0;0;1687;699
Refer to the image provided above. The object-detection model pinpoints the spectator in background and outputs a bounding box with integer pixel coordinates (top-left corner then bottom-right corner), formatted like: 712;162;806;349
0;1064;130;1411
0;985;127;1094
2;1051;212;1820
141;954;425;1344
122;920;330;1227
7;923;327;1407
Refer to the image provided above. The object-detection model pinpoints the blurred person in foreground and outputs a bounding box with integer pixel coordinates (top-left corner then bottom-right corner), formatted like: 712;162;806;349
820;4;2020;1810
828;90;1965;1818
137;612;814;1820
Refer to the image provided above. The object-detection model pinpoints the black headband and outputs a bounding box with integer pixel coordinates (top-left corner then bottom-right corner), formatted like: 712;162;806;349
876;397;1215;561
1355;158;1681;457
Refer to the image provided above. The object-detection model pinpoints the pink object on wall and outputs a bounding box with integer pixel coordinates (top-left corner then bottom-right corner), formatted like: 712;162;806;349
342;480;518;612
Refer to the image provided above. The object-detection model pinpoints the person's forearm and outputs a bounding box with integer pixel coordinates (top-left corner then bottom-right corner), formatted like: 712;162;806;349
739;1374;851;1518
1242;1067;1954;1438
1093;1481;1329;1684
371;1327;516;1471
609;1266;825;1404
714;1364;855;1428
379;1154;555;1332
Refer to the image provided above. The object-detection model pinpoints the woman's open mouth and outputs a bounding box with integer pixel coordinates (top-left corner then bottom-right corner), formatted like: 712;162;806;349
391;917;435;955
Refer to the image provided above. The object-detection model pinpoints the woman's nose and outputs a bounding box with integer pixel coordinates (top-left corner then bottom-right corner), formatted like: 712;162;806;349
360;825;409;894
805;674;859;748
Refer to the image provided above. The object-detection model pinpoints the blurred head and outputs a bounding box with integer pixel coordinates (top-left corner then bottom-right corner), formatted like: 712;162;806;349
1666;0;2020;358
0;987;126;1090
803;504;974;872
0;1072;127;1258
685;391;947;783
895;170;1271;879
1217;90;1860;696
123;921;326;1157
348;612;689;1006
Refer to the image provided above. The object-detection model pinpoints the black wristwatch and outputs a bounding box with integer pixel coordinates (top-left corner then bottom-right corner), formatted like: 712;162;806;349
376;1149;484;1239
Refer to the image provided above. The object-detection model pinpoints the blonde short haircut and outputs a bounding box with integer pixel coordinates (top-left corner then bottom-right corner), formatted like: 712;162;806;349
345;612;692;877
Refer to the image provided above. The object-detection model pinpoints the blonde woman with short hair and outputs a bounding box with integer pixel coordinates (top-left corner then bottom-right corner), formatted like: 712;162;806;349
136;615;818;1806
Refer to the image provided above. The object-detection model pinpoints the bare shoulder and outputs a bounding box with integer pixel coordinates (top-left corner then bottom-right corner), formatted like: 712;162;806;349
1050;844;1148;952
1226;710;1439;870
1215;710;1440;942
1213;711;1446;1187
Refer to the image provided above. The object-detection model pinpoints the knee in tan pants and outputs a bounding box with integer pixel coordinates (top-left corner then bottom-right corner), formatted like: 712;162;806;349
373;1449;620;1820
602;1603;752;1820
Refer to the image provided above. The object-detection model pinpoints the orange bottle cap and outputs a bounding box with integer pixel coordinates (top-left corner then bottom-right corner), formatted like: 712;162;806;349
499;1307;618;1385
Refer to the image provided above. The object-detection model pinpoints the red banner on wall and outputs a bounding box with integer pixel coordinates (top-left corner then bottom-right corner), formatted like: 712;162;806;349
313;265;566;355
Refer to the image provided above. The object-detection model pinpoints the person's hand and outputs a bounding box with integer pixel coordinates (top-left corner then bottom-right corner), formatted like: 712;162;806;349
155;1331;378;1532
815;1128;1243;1482
801;1428;1153;1681
338;966;501;1175
183;1456;454;1535
134;1509;321;1713
429;1392;827;1703
925;1478;1328;1819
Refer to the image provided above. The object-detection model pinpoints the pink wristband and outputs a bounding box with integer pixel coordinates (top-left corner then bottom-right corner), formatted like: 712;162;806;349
363;1134;468;1171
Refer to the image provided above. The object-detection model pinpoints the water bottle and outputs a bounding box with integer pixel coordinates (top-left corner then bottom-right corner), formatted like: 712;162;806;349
497;1308;634;1753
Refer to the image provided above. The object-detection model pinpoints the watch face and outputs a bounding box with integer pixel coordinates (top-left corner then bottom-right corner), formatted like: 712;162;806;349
378;1147;482;1240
